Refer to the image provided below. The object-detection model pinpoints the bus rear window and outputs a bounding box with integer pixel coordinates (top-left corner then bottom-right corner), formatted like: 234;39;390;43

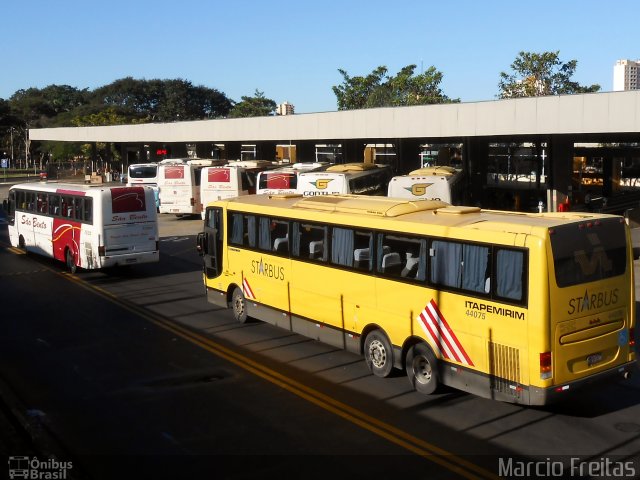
551;218;627;287
111;187;147;213
129;166;157;179
259;173;296;190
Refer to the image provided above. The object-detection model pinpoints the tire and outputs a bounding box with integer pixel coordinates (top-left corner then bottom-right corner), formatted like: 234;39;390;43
231;287;248;324
364;330;394;378
65;248;77;274
406;343;439;395
18;235;27;253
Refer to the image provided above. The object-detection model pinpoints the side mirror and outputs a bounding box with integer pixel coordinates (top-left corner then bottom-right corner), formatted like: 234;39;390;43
196;232;205;256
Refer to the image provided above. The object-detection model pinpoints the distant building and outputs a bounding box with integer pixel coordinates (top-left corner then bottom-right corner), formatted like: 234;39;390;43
277;101;294;115
613;59;640;91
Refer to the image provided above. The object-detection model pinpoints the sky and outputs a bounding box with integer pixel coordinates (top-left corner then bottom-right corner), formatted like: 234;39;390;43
2;0;639;114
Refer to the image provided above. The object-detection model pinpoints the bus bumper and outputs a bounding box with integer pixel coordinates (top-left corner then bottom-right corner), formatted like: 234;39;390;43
529;360;637;406
100;250;159;267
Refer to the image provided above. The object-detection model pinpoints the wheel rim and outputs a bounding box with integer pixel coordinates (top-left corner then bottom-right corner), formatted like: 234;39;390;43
412;354;432;385
368;339;387;369
234;295;245;318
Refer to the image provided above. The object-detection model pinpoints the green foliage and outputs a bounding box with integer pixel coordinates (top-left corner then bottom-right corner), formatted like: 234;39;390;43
498;51;600;98
332;65;458;110
91;77;233;122
228;89;277;118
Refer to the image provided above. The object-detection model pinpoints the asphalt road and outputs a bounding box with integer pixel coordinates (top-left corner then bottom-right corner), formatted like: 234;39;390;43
1;184;640;480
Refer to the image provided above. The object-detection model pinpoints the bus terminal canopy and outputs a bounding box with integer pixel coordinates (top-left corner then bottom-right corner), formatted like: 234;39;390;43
28;90;640;144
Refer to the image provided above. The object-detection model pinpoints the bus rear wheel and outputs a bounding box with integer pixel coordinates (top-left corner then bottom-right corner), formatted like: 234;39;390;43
65;249;77;274
364;330;394;378
18;235;27;253
231;287;248;324
406;343;439;394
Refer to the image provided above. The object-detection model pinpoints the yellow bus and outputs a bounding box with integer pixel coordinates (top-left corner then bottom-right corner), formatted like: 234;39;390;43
196;194;637;405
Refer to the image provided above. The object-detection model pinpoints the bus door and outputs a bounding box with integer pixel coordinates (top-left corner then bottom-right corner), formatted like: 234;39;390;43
33;193;54;256
199;207;224;280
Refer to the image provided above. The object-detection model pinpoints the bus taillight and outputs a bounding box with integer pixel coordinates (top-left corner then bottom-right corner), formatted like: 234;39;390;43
190;197;195;206
540;351;552;380
630;328;636;348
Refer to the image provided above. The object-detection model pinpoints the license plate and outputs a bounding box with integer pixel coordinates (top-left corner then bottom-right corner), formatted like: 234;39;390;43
126;258;138;264
587;352;603;367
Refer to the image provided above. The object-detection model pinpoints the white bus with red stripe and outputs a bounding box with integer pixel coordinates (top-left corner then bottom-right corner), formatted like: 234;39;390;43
197;193;636;405
256;163;327;195
6;182;159;272
199;160;277;219
158;159;217;216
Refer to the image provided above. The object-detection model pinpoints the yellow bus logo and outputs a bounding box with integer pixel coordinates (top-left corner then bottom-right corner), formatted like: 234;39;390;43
311;179;334;190
404;183;433;196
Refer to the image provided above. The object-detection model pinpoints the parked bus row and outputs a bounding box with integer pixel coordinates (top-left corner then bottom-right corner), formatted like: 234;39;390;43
196;193;636;405
151;158;467;219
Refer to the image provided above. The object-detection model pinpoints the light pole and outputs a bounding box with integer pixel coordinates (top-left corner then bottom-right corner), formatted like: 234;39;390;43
10;127;14;168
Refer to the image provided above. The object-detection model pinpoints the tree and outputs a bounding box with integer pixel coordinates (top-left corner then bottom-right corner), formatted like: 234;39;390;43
332;65;457;110
91;77;233;122
498;51;600;98
228;90;276;118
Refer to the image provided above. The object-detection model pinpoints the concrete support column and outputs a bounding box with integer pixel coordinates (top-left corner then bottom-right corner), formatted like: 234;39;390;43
397;138;421;173
342;139;365;163
256;142;277;161
90;142;97;173
463;137;488;207
224;142;241;161
169;143;188;158
548;136;574;211
196;143;214;159
297;141;316;163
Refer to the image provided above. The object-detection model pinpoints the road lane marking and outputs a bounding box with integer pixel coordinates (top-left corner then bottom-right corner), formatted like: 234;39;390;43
9;252;499;480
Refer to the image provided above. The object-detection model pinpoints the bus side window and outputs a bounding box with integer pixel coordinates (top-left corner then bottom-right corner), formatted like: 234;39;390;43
495;249;525;301
82;198;93;223
430;240;490;295
272;220;289;253
37;193;47;213
26;192;35;212
48;194;61;216
293;222;326;261
332;227;354;267
16;190;25;210
376;233;425;280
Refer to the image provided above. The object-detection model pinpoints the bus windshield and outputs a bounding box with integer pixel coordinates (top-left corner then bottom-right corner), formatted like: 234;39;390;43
551;218;627;287
129;165;158;179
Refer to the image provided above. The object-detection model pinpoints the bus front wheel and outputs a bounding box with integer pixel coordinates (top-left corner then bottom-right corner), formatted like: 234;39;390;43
65;248;77;274
406;343;439;395
231;287;248;324
364;330;394;378
18;235;27;252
